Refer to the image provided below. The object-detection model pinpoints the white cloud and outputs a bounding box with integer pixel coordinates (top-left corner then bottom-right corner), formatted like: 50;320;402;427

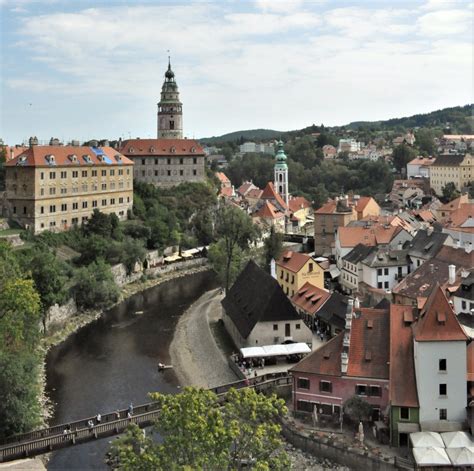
254;0;305;14
417;8;471;36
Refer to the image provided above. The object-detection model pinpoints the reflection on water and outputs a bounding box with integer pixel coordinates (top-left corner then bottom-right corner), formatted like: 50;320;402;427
46;270;216;470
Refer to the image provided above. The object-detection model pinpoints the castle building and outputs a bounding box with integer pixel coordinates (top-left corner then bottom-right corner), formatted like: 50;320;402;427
120;60;206;188
5;144;134;233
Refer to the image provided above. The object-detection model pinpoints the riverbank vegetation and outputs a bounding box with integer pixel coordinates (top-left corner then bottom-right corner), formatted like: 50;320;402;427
109;387;290;470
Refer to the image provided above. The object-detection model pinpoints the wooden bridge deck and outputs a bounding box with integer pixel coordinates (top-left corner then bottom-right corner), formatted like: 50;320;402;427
0;374;291;463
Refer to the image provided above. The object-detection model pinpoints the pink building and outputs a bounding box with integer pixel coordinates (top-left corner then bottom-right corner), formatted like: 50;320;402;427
290;302;390;421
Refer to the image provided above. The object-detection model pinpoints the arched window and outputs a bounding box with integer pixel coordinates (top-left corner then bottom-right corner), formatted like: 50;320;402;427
279;174;283;182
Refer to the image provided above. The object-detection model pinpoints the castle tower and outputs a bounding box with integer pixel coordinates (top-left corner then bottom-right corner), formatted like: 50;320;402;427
157;58;183;139
274;140;289;205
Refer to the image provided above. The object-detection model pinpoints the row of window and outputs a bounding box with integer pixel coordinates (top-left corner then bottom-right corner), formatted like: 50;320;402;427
37;181;130;195
138;169;199;178
296;378;382;397
140;157;199;165
40;197;130;214
40;211;125;229
40;169;129;179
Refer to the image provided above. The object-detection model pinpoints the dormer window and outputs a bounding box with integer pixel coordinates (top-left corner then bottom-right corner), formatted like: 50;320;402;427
129;147;134;153
114;154;122;163
150;147;155;153
18;155;27;165
68;154;78;163
45;154;56;165
170;146;176;153
82;155;92;164
191;147;196;153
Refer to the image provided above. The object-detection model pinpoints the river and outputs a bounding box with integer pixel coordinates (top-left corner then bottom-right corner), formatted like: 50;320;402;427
45;270;217;470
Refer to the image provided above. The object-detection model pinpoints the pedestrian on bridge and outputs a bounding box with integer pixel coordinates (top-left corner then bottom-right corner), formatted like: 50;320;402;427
128;403;134;415
87;420;94;432
96;413;101;424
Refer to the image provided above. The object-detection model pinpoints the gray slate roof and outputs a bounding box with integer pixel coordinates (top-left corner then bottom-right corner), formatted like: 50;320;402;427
407;229;448;261
343;244;375;264
221;260;300;339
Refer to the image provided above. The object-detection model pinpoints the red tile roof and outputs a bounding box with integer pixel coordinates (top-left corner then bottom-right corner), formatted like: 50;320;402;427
245;188;263;199
439;194;469;213
414;285;468;342
289;334;343;376
291;282;331;315
219;187;233;198
408;157;436;166
276;251;312;273
444;203;474;233
354;196;374;213
346;308;390;379
253;201;284;220
261;182;287;209
337;225;403;248
215;172;230;184
237;181;258;197
315;200;338;214
2;145;28;161
288;196;311;213
389;304;419;407
5;145;133;167
119;138;205;156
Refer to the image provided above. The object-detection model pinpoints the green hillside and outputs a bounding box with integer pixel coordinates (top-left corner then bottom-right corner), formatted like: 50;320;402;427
200;128;283;145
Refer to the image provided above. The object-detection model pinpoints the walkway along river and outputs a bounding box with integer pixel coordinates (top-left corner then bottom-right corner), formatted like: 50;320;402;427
45;270;217;470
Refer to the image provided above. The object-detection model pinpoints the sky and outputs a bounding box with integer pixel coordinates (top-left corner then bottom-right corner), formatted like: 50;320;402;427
0;0;472;145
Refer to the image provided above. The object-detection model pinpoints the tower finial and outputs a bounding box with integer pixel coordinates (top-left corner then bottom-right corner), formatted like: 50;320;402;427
167;50;171;69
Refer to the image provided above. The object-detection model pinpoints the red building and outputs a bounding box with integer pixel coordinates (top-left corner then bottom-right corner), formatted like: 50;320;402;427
289;301;390;421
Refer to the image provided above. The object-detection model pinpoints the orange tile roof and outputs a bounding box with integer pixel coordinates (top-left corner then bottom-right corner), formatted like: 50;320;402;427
467;342;474;382
414;285;468;342
253;201;284;220
291;281;331;315
237;181;258;196
261;181;287;209
439;194;469;212
119;138;205;156
5;145;133;167
346;308;390;379
245;188;263;199
288;196;311;213
353;196;375;213
276;251;312;273
219;187;233;198
444;203;474;230
215;172;230;184
337;225;402;248
3;145;28;161
389;304;419;407
315;200;337;214
408;157;436;166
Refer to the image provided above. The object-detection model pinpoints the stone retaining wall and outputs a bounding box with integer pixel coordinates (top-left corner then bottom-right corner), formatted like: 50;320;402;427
280;419;397;471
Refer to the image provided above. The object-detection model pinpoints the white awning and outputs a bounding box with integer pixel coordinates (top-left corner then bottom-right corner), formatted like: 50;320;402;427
329;267;340;278
410;432;444;448
180;252;194;258
441;431;474;448
412;447;451;466
446;447;474;466
240;343;311;359
164;254;182;262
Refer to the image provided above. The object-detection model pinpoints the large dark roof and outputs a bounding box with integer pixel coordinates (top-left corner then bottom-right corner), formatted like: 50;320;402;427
221;260;300;339
407;229;449;260
317;292;348;330
432;154;467;167
343;244;375;264
453;274;474;301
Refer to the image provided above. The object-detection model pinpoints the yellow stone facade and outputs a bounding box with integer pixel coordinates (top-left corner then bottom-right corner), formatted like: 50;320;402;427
430;153;473;195
5;148;133;233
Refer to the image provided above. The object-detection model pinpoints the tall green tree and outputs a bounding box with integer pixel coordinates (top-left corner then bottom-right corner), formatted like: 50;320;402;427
212;206;258;291
208;239;244;289
109;387;289;470
392;143;416;173
441;182;461;202
343;396;373;423
262;226;283;272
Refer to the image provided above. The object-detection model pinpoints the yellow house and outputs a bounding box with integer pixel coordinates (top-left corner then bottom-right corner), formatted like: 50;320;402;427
430;153;473;195
276;251;324;297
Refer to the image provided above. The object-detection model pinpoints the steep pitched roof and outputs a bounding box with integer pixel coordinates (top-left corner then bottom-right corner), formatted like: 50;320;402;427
343;244;375;264
221;260;300;339
389;304;419;407
245;188;263;199
317;292;348;330
346;308;390;379
438;194;469;213
119;138;205;156
237;181;258;197
291;282;331;316
5;145;133;167
276;251;313;273
337;225;403;248
414;285;468;342
215;172;230;184
407;229;448;260
431;154;468;167
435;245;474;268
261;181;287;209
353;196;377;213
289;334;343;376
253;200;284;220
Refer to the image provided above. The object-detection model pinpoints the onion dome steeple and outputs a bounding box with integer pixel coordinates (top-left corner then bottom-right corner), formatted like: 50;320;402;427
275;140;288;169
274;140;289;205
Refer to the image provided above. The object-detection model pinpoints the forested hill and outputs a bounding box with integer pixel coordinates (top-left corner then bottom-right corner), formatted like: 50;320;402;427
199;104;472;143
200;128;283;145
344;104;473;133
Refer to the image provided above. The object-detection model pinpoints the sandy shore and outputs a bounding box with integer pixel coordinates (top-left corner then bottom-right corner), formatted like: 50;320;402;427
170;288;238;389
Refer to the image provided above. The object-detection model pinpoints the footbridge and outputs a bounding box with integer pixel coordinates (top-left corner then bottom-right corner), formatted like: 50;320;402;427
0;373;291;463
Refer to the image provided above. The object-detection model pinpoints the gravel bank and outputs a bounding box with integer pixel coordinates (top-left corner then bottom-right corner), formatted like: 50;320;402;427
170;288;238;388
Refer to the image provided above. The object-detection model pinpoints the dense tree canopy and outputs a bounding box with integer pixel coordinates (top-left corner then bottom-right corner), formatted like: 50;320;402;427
109;387;289;470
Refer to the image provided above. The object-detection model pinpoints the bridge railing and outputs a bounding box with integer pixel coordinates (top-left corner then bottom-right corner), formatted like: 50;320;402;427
0;374;291;462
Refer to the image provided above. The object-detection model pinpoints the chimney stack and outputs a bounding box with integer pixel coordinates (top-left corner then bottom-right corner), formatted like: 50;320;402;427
341;298;354;375
354;297;360;309
426;226;434;236
448;264;456;285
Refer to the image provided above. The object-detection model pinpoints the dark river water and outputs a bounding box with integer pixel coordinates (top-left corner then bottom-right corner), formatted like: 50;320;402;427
45;270;216;470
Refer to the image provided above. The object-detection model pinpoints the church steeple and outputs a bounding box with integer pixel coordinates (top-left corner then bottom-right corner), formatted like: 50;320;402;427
157;58;183;139
274;140;289;205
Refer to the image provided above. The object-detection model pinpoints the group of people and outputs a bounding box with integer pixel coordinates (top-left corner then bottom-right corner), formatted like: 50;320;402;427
83;404;134;433
234;356;266;378
314;319;330;342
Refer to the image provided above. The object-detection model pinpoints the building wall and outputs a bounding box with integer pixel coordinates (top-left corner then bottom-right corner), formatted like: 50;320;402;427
413;340;467;425
452;294;474;314
430;155;473;195
247;320;312;347
292;371;389;417
357;199;380;220
130;155;206;187
361;265;408;291
340;260;359;294
314;210;356;256
276;259;324;297
389;406;420;447
5;164;133;233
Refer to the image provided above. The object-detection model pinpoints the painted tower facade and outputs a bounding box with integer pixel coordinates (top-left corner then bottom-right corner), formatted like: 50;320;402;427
157;59;183;139
274;140;289;205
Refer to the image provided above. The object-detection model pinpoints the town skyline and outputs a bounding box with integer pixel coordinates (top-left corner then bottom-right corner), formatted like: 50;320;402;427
1;0;472;145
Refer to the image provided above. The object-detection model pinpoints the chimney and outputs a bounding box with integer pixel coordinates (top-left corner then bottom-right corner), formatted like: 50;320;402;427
426;226;434;236
341;298;354;375
10;148;14;160
270;259;276;279
448;265;456;285
354;297;360;308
